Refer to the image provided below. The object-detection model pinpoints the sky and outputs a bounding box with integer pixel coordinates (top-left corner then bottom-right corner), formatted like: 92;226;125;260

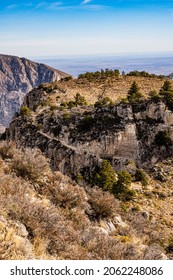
0;0;173;58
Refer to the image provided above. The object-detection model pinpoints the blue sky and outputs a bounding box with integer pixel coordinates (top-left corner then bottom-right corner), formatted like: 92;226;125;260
0;0;173;57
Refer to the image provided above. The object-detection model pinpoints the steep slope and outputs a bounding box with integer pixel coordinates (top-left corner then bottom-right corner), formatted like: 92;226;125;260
2;76;173;260
0;142;172;260
6;81;173;176
0;54;69;132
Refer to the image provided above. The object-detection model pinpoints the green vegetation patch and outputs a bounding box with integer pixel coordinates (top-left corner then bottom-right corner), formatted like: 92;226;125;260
91;160;118;192
20;106;31;117
78;114;94;131
90;161;135;201
60;93;87;109
155;130;172;147
127;81;143;103
113;170;135;201
135;169;148;186
94;97;114;108
78;68;120;81
159;81;173;110
127;70;164;79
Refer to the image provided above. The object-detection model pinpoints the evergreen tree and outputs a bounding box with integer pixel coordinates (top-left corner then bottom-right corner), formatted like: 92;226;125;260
127;81;143;102
91;160;118;192
160;80;172;93
159;81;173;110
75;93;87;106
113;171;135;201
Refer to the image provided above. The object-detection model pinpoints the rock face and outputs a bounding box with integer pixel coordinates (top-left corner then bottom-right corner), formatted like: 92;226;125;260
168;73;173;80
0;54;69;132
5;85;173;177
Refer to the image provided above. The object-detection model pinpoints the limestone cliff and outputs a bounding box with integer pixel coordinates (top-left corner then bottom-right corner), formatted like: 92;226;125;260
0;54;69;132
5;83;173;178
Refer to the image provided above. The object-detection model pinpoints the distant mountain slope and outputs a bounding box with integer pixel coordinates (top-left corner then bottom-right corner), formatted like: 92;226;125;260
0;54;69;132
168;73;173;80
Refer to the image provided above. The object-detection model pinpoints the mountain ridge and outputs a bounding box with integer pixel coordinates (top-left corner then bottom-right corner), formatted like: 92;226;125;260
0;54;69;132
1;73;173;260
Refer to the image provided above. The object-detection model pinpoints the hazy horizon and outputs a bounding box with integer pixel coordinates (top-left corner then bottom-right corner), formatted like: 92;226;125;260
34;54;173;77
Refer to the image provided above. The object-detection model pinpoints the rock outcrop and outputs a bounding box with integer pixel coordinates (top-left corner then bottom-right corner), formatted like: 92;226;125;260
5;85;173;177
168;73;173;80
2;77;173;260
0;54;69;132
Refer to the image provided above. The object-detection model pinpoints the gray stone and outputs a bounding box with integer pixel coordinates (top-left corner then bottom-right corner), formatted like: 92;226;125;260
0;54;69;132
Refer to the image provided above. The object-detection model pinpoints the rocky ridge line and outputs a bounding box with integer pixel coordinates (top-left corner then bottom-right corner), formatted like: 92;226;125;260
0;54;69;132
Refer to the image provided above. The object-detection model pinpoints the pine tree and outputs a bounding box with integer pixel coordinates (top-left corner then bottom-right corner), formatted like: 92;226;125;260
127;81;143;102
160;80;173;93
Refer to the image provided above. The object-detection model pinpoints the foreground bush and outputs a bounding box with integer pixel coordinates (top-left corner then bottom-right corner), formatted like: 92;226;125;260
9;148;50;184
47;174;88;209
0;142;170;260
88;187;119;219
0;141;16;160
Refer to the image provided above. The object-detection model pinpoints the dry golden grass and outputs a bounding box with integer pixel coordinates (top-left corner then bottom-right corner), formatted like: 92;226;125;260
54;76;171;105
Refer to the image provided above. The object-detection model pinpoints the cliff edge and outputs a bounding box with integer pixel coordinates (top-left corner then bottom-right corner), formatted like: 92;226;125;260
0;54;69;132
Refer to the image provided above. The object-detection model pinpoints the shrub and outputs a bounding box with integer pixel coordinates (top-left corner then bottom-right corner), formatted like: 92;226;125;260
38;84;53;93
61;76;73;82
40;100;49;107
63;112;71;120
75;172;84;183
127;70;157;78
75;93;87;106
0;217;34;259
113;171;135;201
162;91;173;110
0;141;16;160
121;98;129;104
78;114;94;131
166;238;173;253
0;173;32;198
67;100;76;109
94;97;114;108
91;160;118;192
135;169;148;186
160;80;172;93
149;90;161;102
155;130;172;147
60;102;67;108
88;187;119;219
78;68;120;81
159;81;173;110
37;123;43;130
61;94;87;109
84;230;139;260
9;148;50;184
50;105;58;111
48;179;87;209
20;106;31;117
